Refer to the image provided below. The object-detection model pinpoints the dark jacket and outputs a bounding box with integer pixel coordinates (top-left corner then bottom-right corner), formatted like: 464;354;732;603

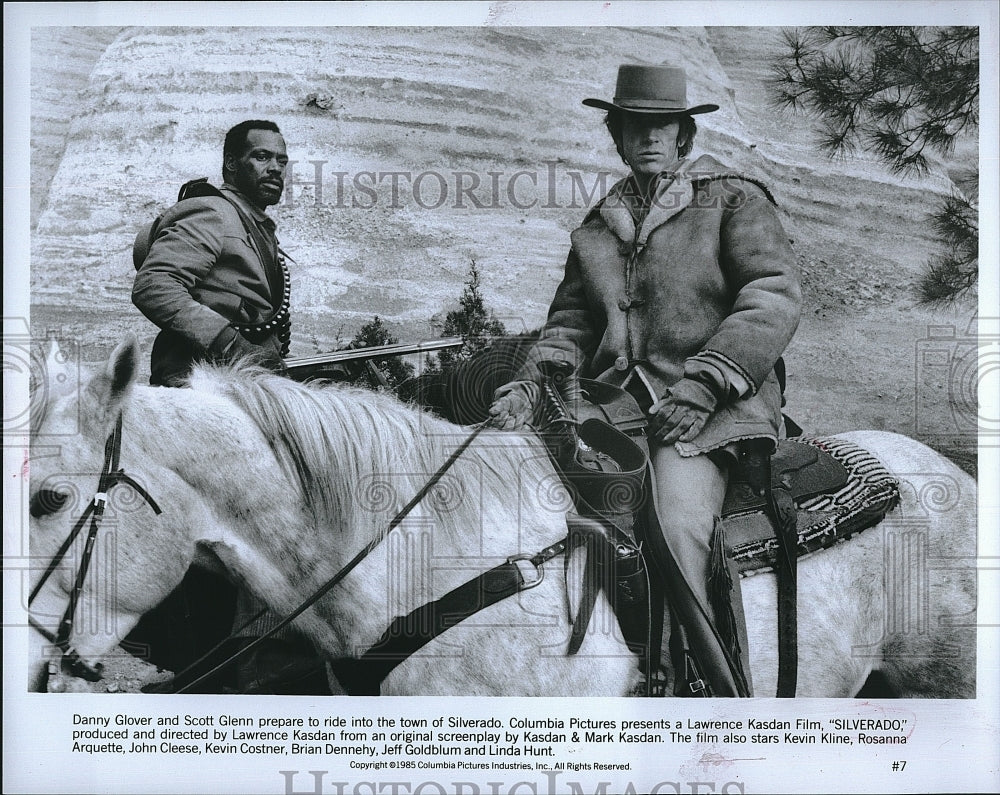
132;184;286;386
518;155;802;455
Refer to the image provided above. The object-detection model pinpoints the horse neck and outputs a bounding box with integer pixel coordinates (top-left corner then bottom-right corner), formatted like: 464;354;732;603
123;377;567;656
123;383;304;555
120;381;415;628
131;382;360;641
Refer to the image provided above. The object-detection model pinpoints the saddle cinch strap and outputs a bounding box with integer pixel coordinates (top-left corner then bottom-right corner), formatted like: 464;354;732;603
726;444;799;697
331;514;612;696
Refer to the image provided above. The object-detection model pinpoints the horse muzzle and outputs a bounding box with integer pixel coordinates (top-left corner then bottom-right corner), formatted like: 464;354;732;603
29;620;104;692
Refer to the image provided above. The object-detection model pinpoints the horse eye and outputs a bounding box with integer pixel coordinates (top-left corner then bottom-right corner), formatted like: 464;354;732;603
30;489;69;518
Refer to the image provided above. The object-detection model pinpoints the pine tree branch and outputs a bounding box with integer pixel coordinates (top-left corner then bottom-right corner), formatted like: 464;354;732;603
769;26;980;302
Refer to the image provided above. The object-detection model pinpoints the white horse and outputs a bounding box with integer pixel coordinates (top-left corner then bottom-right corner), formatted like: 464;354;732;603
27;339;977;696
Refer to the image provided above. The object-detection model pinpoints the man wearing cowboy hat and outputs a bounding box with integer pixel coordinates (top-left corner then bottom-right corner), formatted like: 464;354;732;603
491;64;801;696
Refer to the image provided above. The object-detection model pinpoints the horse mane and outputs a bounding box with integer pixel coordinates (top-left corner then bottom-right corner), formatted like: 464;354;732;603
186;364;553;542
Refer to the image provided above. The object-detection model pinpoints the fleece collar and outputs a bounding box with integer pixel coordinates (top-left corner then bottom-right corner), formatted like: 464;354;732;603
599;158;692;246
599;154;734;246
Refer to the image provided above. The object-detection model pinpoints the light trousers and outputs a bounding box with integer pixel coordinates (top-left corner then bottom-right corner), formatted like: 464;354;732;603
649;442;750;696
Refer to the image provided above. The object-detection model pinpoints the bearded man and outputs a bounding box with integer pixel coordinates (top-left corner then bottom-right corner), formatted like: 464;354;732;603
133;119;291;386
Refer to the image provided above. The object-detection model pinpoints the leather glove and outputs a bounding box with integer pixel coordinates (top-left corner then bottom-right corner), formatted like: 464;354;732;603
649;376;719;444
488;380;540;430
210;326;285;372
257;337;288;374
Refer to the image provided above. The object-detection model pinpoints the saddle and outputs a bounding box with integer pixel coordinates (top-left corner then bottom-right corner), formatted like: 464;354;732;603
542;377;859;545
539;377;900;695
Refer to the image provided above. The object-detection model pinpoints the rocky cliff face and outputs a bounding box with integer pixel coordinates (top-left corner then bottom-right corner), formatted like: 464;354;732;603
30;27;124;228
29;26;978;465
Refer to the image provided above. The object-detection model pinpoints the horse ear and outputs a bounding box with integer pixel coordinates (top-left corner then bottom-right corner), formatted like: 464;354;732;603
44;337;62;372
43;336;80;399
83;336;141;429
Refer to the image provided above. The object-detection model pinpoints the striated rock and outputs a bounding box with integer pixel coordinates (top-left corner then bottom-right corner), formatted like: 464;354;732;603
31;27;960;345
30;27;125;229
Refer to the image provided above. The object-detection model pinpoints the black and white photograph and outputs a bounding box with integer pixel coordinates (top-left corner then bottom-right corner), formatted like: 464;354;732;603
4;2;998;794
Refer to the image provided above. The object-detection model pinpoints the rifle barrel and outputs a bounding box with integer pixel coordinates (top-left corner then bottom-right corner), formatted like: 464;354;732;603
285;337;464;372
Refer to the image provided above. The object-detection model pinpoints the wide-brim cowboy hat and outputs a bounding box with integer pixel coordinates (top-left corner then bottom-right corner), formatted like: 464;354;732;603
583;64;719;115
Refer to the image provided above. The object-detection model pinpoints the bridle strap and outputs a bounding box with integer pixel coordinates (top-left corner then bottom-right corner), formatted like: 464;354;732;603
174;422;488;694
28;616;106;682
29;414;161;682
31;416;120;605
29;501;96;605
28;468;160;606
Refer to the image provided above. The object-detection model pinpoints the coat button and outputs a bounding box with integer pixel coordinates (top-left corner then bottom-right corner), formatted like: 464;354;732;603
617;297;630;311
614;356;629;372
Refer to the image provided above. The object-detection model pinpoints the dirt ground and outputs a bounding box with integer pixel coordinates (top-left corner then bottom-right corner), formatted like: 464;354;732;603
45;655;172;694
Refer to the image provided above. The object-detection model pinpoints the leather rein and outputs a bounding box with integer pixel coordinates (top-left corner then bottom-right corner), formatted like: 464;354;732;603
35;416;602;695
172;421;495;693
171;420;606;696
28;414;162;684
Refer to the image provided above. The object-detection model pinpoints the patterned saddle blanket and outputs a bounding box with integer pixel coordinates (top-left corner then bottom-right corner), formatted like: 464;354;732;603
539;380;900;573
721;436;900;574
